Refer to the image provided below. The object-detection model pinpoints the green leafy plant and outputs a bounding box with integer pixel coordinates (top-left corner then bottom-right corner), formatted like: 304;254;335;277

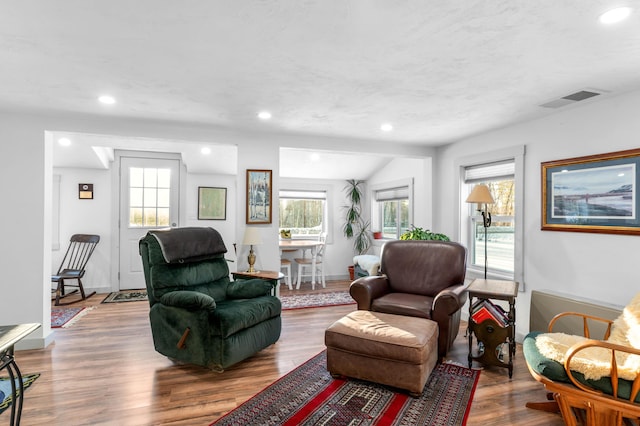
399;226;450;241
343;179;371;255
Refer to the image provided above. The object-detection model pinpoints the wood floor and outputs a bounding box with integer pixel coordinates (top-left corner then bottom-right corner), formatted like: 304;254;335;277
10;281;565;425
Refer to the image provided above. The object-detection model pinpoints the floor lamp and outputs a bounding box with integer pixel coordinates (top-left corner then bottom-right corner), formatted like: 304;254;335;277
466;184;495;279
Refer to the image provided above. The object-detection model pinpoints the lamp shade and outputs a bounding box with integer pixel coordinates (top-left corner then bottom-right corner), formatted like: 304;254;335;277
465;184;495;204
242;227;262;245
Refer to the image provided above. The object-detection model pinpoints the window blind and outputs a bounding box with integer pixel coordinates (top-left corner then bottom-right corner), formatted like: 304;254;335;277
279;190;326;200
374;186;409;201
464;160;515;183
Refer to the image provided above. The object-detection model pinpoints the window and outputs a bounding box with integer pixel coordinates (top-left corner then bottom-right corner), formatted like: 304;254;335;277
464;161;515;277
279;190;326;237
129;167;172;227
373;180;412;239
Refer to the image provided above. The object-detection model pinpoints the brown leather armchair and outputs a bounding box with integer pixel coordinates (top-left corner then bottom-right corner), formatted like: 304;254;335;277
349;240;467;358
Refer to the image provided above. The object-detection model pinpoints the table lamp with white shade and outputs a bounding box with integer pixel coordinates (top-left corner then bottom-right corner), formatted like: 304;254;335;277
243;227;262;273
465;184;495;279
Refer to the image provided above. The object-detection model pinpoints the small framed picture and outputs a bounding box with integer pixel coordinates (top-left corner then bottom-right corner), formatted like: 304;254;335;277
79;183;93;199
198;187;227;220
246;169;272;224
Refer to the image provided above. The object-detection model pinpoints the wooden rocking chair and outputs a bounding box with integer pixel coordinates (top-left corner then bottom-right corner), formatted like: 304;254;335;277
52;234;100;306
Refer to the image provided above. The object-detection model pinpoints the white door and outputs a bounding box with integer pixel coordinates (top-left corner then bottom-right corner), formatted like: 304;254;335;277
119;156;180;290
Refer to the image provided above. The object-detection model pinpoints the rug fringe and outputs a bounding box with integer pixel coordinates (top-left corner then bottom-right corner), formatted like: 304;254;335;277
61;306;95;328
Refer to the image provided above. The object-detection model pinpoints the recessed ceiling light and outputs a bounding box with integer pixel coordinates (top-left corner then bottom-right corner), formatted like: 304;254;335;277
380;123;393;132
599;7;632;24
258;111;272;120
201;147;211;155
58;137;71;146
98;95;116;105
310;153;320;161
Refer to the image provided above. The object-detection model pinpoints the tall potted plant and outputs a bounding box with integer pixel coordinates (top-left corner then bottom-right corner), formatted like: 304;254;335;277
343;179;371;279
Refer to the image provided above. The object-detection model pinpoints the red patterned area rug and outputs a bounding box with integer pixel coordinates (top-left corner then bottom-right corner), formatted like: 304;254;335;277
51;306;93;328
210;351;480;426
280;291;356;310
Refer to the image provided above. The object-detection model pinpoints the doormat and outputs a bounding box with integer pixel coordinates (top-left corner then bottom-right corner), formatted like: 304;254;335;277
280;291;356;310
51;306;93;328
210;351;480;426
102;290;148;303
0;373;40;415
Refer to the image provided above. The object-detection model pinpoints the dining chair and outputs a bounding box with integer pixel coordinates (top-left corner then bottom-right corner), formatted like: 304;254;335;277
294;234;326;290
51;234;100;306
280;258;293;290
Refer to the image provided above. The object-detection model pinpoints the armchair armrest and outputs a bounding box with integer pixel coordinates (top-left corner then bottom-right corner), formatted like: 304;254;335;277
433;284;468;316
565;339;640;401
549;312;615;340
226;279;272;299
159;290;216;311
349;275;390;310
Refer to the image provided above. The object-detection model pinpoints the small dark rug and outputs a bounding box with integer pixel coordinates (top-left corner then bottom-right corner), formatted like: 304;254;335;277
0;373;40;415
102;290;148;303
210;351;480;426
281;291;356;310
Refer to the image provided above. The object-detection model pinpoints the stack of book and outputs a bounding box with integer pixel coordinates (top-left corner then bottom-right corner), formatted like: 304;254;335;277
471;298;509;327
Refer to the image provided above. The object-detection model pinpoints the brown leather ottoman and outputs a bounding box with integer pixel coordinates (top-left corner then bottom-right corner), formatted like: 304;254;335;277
325;310;439;396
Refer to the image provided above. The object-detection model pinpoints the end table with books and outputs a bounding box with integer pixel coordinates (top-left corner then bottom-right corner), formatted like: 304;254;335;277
466;279;518;378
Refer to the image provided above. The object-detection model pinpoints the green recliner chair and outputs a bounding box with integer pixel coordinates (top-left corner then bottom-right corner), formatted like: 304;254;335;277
139;227;282;371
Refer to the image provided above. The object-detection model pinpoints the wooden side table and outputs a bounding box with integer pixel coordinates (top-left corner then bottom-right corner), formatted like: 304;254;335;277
0;323;41;426
466;279;518;378
231;270;284;297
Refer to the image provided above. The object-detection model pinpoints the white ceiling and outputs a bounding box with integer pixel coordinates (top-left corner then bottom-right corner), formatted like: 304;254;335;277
4;1;640;178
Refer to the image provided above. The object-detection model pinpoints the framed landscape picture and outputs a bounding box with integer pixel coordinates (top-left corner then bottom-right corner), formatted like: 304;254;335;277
198;187;227;220
541;148;640;235
246;169;272;224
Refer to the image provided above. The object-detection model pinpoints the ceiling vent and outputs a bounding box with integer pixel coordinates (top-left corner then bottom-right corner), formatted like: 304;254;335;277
540;90;602;109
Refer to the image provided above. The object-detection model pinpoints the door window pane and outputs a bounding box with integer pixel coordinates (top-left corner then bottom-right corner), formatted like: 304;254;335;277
130;168;143;187
144;168;157;187
157;208;170;226
129;167;172;227
130;188;143;206
157;189;170;207
157;169;171;188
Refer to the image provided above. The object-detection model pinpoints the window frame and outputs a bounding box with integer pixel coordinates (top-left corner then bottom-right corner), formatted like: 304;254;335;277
371;178;414;240
456;146;524;287
278;186;331;240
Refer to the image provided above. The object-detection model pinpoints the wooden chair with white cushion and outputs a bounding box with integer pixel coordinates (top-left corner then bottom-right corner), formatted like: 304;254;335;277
523;292;640;425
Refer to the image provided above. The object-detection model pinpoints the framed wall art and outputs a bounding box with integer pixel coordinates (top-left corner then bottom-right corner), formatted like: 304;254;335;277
79;183;93;199
541;148;640;235
246;169;272;224
198;187;227;220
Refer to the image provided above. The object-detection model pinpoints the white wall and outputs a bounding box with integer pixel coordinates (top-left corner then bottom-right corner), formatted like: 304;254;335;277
435;88;640;340
0;116;52;348
52;167;112;292
186;173;238;265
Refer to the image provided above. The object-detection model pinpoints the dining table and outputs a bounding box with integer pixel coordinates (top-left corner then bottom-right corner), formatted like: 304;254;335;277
279;239;324;286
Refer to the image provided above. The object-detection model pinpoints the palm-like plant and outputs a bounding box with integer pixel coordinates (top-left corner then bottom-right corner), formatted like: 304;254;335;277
343;179;371;255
